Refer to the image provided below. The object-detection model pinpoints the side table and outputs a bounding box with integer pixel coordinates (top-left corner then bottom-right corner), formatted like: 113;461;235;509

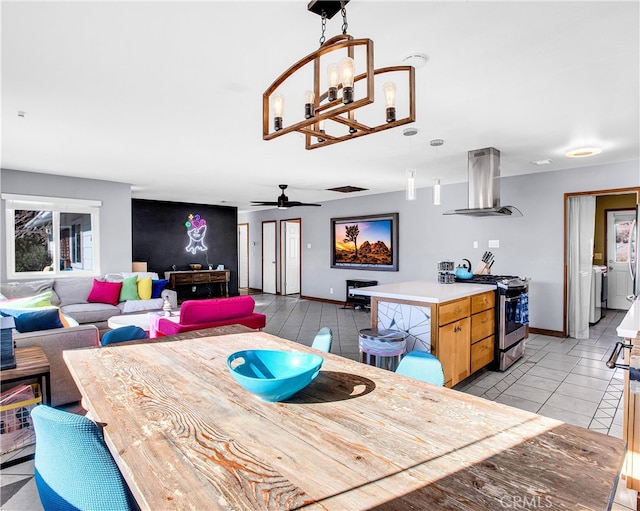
0;346;51;469
1;346;51;405
344;279;378;309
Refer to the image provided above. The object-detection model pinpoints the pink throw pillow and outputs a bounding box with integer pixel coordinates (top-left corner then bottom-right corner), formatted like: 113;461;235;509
87;279;122;306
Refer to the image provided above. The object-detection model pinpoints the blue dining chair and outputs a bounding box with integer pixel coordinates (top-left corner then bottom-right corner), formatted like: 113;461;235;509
311;327;333;353
31;405;138;511
395;351;445;386
101;325;148;346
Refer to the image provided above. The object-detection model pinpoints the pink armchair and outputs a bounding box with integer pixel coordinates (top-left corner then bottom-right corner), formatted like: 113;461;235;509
154;296;266;337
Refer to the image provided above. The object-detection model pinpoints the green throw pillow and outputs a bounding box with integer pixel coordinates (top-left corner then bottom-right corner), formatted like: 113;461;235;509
119;276;139;301
0;291;53;309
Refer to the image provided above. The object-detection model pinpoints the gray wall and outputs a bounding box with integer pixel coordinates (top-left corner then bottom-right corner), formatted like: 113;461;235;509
239;159;640;334
2;161;637;332
0;169;132;280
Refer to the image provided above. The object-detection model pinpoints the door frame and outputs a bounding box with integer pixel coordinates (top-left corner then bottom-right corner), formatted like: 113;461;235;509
262;220;277;294
237;222;249;289
280;218;301;295
563;186;639;336
605;208;636;310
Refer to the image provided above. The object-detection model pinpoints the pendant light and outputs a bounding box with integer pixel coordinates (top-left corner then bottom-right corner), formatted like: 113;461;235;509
430;139;444;206
263;1;416;150
433;178;441;206
404;127;418;201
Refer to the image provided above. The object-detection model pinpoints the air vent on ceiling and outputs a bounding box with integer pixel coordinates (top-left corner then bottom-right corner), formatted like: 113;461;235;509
326;186;368;193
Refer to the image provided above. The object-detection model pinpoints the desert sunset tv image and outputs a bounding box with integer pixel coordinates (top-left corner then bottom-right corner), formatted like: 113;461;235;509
331;213;399;271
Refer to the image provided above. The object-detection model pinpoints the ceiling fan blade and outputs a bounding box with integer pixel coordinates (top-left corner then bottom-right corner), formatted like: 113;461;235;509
286;201;322;207
250;201;278;206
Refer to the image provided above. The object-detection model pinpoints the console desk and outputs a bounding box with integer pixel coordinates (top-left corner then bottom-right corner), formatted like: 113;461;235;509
164;270;230;297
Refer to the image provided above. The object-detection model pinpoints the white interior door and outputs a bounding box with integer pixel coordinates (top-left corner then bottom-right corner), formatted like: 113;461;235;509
281;220;300;295
237;223;248;289
607;210;634;310
262;221;277;294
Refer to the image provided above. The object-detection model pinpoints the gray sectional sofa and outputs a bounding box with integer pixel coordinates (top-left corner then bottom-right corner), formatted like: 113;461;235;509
1;272;177;406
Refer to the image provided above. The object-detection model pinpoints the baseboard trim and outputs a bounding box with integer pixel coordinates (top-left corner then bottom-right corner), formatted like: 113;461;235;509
529;327;565;338
300;295;344;306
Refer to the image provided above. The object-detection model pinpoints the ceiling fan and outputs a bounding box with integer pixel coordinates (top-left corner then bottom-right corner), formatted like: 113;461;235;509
251;184;321;209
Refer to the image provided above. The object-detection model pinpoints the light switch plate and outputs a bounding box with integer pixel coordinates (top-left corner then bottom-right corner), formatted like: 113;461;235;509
488;240;500;248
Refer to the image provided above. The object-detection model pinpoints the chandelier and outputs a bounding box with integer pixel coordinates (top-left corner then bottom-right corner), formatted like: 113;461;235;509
263;0;416;150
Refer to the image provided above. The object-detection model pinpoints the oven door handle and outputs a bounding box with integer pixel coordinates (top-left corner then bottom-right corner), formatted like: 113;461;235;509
605;341;633;369
504;296;522;303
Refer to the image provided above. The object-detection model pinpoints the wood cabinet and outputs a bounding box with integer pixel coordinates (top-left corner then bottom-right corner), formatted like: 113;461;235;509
434;291;495;387
470;291;495;373
165;270;230;297
436;297;470;387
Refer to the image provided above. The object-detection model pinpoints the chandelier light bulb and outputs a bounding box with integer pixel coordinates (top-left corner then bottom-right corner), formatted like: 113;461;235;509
327;63;339;101
339;57;355;104
272;93;284;131
383;82;396;123
304;90;315;119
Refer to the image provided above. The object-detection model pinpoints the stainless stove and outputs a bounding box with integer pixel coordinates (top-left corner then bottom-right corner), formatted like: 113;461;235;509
457;275;529;371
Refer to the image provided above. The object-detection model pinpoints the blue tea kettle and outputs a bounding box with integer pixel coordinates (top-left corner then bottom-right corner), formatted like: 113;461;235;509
455;259;473;279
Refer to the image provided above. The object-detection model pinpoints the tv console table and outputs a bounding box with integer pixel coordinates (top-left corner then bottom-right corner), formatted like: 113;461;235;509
165;270;230;298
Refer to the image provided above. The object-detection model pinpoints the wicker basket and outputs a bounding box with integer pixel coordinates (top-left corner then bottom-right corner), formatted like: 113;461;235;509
0;383;41;455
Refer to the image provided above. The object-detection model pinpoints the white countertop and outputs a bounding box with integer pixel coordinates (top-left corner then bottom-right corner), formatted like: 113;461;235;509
354;280;496;304
617;298;640;339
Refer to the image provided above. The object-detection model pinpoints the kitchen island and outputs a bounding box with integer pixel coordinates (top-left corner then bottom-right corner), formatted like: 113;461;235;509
357;280;497;387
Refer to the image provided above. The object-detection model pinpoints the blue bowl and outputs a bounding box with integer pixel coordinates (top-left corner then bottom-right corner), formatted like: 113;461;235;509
226;350;323;402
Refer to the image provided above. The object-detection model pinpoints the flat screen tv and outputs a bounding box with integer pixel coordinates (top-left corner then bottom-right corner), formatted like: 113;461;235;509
330;213;399;271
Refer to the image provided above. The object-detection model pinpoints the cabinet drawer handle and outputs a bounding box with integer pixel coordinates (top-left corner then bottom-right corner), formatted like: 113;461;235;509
481;318;489;323
454;325;462;332
454;308;462;314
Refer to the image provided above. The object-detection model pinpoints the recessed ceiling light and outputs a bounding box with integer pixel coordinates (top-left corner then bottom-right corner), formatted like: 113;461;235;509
402;53;428;68
530;159;553;166
565;147;602;158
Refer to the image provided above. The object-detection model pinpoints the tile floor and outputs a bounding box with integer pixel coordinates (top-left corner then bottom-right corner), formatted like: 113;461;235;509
1;293;637;510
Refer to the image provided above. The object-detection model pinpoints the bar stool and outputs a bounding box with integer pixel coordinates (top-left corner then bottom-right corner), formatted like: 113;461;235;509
358;328;408;371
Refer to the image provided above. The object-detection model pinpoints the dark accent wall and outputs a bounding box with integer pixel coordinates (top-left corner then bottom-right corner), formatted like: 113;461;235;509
132;199;238;297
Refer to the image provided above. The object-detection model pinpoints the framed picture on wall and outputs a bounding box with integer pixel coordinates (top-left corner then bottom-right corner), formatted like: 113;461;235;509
330;213;399;271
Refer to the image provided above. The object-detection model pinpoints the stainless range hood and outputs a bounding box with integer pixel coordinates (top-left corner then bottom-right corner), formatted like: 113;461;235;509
443;147;522;217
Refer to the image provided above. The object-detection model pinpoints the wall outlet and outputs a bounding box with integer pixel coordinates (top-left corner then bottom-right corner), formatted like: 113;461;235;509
488;239;500;248
594;252;602;259
473;241;478;249
307;243;312;249
330;288;334;294
191;286;196;292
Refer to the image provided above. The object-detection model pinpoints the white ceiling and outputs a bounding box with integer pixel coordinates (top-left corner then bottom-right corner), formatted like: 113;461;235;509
2;1;639;211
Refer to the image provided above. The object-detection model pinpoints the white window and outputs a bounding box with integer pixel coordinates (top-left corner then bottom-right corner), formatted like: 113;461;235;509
2;194;102;279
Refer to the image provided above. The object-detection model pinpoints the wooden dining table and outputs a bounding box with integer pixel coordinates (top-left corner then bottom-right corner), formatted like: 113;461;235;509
63;326;626;510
